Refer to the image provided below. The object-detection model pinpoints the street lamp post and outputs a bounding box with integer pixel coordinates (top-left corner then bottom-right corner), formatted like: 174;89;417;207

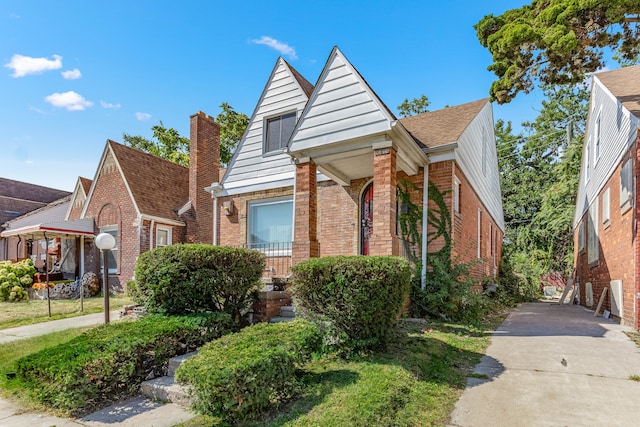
95;232;116;324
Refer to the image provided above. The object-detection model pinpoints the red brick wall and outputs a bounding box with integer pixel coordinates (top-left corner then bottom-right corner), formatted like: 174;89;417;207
187;111;220;244
215;159;503;285
83;150;139;290
574;141;637;327
293;161;320;264
453;162;502;280
370;146;398;256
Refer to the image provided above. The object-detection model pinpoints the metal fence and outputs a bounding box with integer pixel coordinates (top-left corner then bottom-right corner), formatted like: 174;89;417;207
241;242;292;283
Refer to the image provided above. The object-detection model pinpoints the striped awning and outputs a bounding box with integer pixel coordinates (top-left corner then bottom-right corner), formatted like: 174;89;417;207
0;218;95;239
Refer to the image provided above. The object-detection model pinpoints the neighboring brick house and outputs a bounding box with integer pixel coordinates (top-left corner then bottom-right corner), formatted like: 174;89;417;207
573;65;640;328
210;47;505;289
0;178;70;261
59;112;220;290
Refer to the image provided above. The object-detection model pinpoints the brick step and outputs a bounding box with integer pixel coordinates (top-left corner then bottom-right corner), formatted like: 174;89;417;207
269;316;295;323
279;305;295;318
140;352;197;407
140;376;193;407
168;351;197;376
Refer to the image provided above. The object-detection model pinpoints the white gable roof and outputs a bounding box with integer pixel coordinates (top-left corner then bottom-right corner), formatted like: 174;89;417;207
221;58;313;195
288;47;395;155
573;69;640;228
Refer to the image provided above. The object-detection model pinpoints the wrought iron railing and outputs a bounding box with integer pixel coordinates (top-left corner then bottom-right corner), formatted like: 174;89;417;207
241;242;292;284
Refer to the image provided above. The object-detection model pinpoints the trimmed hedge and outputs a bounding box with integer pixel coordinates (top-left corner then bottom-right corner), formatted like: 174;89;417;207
15;312;232;416
132;244;265;320
176;319;321;422
291;255;411;353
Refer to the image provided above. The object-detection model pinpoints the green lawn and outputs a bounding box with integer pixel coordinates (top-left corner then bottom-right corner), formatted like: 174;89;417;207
0;294;134;330
0;327;92;411
177;316;504;427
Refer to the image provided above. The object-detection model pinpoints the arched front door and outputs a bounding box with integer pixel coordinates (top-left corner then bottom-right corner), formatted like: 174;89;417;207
360;182;374;255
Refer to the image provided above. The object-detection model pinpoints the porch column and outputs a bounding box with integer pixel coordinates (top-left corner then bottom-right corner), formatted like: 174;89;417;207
292;158;319;265
370;143;399;256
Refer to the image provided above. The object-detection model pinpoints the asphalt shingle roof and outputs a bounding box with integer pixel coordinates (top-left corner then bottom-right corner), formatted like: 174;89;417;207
596;65;640;119
400;99;489;149
108;141;189;222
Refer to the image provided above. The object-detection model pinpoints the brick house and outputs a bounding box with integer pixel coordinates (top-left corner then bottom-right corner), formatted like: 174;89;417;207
0;178;70;261
573;65;640;328
210;47;505;290
53;112;218;290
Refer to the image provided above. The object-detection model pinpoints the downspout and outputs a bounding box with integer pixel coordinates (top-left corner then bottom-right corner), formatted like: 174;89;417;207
421;165;429;290
150;219;155;250
213;195;218;246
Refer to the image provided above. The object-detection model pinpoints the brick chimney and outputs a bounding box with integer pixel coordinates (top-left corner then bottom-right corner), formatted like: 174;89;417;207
187;111;220;244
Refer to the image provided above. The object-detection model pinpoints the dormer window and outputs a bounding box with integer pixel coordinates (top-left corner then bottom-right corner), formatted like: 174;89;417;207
265;112;296;154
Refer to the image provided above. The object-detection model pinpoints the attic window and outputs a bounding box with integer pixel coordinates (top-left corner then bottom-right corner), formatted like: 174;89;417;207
265;112;296;154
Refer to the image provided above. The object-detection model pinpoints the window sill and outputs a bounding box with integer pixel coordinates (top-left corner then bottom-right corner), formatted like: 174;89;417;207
621;201;632;215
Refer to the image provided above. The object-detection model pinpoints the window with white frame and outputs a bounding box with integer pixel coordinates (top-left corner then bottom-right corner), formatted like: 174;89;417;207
594;113;601;163
602;188;610;227
453;176;461;214
577;221;586;253
620;159;632;213
587;199;599;265
248;197;293;251
265;112;296;154
477;209;482;259
156;226;171;248
99;225;118;273
585;136;591;181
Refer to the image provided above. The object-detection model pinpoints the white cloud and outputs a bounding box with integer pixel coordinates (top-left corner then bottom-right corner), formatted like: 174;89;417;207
251;36;298;60
136;112;151;121
45;91;93;111
100;101;121;110
5;54;63;77
61;68;82;80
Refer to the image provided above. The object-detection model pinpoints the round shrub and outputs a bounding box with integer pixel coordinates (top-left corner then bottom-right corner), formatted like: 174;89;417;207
134;244;265;320
291;255;411;354
0;259;36;302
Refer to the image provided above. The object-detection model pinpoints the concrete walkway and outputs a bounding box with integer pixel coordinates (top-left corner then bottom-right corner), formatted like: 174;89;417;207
0;310;122;344
0;311;197;427
450;301;640;426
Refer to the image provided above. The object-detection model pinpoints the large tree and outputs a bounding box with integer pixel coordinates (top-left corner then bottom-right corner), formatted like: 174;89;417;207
122;103;248;167
123;122;190;167
397;95;430;117
476;0;640;103
498;83;589;283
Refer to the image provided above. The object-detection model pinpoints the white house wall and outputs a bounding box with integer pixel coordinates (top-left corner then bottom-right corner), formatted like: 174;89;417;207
5;200;70;230
454;102;505;231
289;49;393;154
222;59;311;195
573;77;639;228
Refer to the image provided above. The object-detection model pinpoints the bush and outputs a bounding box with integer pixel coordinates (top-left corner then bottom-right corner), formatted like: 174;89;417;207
176;319;321;422
15;312;232;415
410;254;488;324
0;259;36;301
291;256;411;354
133;244;265;320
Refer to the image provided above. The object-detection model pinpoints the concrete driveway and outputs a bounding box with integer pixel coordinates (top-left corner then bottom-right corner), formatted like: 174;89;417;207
450;301;640;426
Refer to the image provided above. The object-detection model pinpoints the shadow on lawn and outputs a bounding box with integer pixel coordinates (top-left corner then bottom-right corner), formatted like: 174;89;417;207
249;321;503;426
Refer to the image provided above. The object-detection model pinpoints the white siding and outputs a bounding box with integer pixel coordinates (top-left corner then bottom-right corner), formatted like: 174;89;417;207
573;77;639;228
222;59;311;195
289;49;393;153
454;102;505;231
5;200;70;229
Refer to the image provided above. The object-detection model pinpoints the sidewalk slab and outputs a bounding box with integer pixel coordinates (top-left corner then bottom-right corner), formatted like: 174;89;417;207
450;302;640;427
0;310;122;344
81;395;195;427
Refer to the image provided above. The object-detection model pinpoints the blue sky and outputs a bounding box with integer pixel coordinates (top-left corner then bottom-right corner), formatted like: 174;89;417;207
0;1;587;192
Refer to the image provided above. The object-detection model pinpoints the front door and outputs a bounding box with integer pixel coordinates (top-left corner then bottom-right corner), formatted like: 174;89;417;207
360;182;374;255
